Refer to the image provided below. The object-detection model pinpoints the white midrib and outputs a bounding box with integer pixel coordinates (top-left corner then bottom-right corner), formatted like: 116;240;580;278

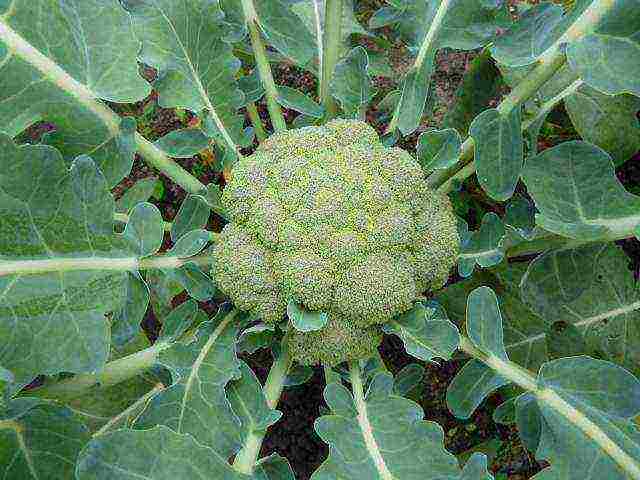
156;8;239;157
506;300;640;351
177;314;234;433
414;0;453;69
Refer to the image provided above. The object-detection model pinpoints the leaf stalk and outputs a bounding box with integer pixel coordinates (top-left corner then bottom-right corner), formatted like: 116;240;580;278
319;0;343;120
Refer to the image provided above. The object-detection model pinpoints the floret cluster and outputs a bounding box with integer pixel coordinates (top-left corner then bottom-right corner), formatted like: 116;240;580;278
213;120;459;365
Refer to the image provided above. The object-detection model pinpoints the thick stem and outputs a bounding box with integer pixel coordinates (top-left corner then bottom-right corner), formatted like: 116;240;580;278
0;253;216;277
233;340;292;475
0;19;206;195
246;102;268;142
241;0;287;132
349;361;394;480
458;336;640;480
319;0;343;120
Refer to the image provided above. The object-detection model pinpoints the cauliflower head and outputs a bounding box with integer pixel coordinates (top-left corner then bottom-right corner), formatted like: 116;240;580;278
213;119;459;366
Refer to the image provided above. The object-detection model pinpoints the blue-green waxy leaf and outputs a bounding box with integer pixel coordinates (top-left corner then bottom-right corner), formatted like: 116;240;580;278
253;0;317;67
515;393;543;453
288;301;328;332
255;453;296;480
123;202;164;257
0;399;90;479
384;302;460;362
238;323;275;354
173;262;216;301
503;194;536;241
470;108;523;201
154;128;210;158
447;359;510;419
171;195;211;243
76;426;246;479
416;128;462;173
283;364;314;388
158;299;203;343
313;372;461;480
466;286;509;360
134;311;242;456
460;452;494;480
393;363;425;397
565;86;640;167
238;69;265;104
323;382;357;418
0;0;150;188
167;229;211;257
539;356;640;418
567;34;640;97
458;214;506;277
522;141;640;241
115;177;161;214
124;0;245;147
277;86;325;119
111;271;150;346
397;51;436;136
229;361;282;436
0;139;134;386
330;46;373;119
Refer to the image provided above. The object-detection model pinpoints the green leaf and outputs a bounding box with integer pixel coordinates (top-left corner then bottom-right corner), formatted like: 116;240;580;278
167;229;211;257
539;356;640;418
255;453;296;480
0;0;150;187
239;69;266;104
76;426;245;479
470;108;523;201
416;128;462;173
287;301;328;332
228;361;282;437
565;86;640;166
397;53;436;135
171;195;211;243
254;0;317;67
158;299;204;343
124;0;245;149
567;34;640;97
330;46;372;119
460;452;494;480
238;323;275;354
115;177;161;214
503;194;536;241
277;86;325;119
0;399;90;479
384;302;460;362
111;271;150;346
173;262;216;301
466;286;509;360
393;363;425;397
522;141;640;240
134;309;242;456
313;373;461;480
123;202;164;257
154;128;210;158
0;139;135;386
458;214;506;277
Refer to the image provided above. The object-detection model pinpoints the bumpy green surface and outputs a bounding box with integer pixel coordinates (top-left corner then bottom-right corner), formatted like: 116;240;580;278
213;120;459;365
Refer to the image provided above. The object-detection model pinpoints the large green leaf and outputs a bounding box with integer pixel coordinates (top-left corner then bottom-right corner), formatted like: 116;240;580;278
330;46;372;119
313;372;461;480
123;0;245;149
134;309;242;458
0;399;90;479
0;0;150;187
564;86;640;166
523;141;640;240
0;138;133;386
76;425;245;479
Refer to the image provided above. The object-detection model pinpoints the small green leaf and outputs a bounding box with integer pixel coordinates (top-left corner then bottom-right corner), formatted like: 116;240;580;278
503;194;536;241
397;54;436;135
466;286;509;360
237;324;275;354
277;86;324;119
470;108;523;201
384;302;460;362
158;299;204;342
287;301;328;332
393;363;425;397
154;128;210;158
330;46;372;119
111;271;150;346
239;69;265;104
123;202;164;257
567;34;640;97
171;195;211;243
255;453;296;480
460;452;494;480
115;177;161;214
173;262;216;301
416;127;462;172
458;214;506;277
168;229;211;257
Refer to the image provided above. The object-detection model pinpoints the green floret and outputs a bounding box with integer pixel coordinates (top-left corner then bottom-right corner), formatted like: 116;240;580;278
212;119;460;366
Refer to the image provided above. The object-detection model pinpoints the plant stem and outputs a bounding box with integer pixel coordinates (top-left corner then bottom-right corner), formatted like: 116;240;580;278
0;19;206;195
241;0;287;132
349;361;394;480
233;339;293;475
0;252;217;277
246;102;268;142
427;0;620;191
458;336;640;480
319;0;343;120
324;365;341;384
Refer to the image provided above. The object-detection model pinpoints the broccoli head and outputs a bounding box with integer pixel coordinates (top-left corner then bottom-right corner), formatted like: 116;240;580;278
212;119;459;366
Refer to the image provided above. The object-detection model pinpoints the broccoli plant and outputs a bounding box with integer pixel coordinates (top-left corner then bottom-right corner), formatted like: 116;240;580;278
0;1;639;479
